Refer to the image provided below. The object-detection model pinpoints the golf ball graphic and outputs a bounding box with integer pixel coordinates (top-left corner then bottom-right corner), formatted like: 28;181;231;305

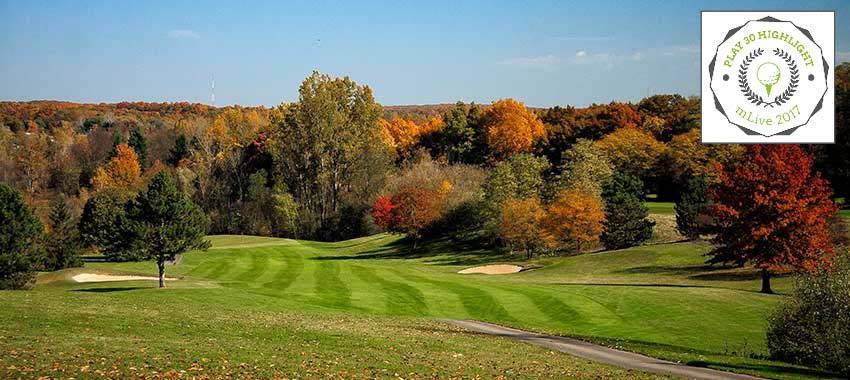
757;62;781;96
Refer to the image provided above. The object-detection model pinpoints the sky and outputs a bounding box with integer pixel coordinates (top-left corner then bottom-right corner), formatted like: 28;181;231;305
1;0;848;108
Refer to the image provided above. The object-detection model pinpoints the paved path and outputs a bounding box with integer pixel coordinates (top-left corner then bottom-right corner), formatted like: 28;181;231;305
440;319;764;380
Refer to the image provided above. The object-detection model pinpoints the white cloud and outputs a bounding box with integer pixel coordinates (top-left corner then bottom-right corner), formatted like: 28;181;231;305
838;51;850;63
499;55;560;69
658;45;699;57
168;29;200;39
575;50;587;58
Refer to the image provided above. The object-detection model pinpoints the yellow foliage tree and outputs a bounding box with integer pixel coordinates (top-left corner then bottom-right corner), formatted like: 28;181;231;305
498;197;554;258
379;116;421;159
90;144;141;191
595;127;664;177
545;188;605;253
664;128;744;184
484;99;546;161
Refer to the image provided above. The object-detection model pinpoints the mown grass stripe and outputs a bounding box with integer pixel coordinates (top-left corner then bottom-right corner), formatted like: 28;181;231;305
262;247;305;294
399;270;515;322
313;260;352;309
350;265;428;316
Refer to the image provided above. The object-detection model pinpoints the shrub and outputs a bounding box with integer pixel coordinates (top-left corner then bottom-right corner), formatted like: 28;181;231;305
766;258;850;375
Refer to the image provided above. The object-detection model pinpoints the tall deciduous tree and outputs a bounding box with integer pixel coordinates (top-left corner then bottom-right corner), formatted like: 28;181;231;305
0;184;43;289
483;99;546;161
601;174;654;250
706;145;837;294
272;71;385;238
125;172;210;288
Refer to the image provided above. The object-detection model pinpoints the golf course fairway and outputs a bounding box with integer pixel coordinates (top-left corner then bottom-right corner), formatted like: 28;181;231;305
0;234;842;379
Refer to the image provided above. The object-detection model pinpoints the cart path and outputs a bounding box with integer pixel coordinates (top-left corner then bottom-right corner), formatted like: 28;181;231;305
440;319;764;380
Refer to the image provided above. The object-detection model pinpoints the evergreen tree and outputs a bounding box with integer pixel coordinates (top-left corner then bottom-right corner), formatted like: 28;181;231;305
600;174;654;249
44;196;83;271
125;172;210;287
675;176;708;240
0;184;44;289
167;134;190;166
78;190;137;261
128;126;148;168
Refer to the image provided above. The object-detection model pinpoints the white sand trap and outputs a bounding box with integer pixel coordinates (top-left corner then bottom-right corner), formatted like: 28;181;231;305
458;264;522;275
72;273;176;283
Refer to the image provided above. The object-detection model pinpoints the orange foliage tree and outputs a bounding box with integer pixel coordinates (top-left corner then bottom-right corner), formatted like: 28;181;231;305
545;188;605;253
706;145;837;294
595;126;664;177
498;197;554;258
483;99;546;161
90;144;141;191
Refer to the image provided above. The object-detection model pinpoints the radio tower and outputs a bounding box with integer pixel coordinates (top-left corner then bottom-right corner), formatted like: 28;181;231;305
211;74;216;106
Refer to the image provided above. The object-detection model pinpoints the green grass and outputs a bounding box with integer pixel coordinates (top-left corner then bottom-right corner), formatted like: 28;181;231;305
1;234;841;379
645;201;675;215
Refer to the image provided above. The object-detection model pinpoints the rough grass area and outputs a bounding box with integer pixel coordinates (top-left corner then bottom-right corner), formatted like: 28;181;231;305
1;234;842;380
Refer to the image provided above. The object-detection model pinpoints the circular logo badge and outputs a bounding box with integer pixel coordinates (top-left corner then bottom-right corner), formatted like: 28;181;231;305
708;16;829;137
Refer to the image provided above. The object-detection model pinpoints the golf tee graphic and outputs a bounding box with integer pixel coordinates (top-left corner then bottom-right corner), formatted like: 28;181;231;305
701;11;834;143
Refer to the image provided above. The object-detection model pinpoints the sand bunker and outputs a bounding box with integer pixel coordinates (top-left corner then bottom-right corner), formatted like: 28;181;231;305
72;273;176;283
458;264;522;275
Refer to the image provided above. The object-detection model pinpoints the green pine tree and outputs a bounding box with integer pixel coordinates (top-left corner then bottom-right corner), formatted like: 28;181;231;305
128;126;148;169
126;172;210;287
44;197;83;271
675;176;708;240
601;174;655;250
0;184;44;289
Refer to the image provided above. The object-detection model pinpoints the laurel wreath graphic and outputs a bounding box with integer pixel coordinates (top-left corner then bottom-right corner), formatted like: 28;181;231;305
738;48;799;108
771;48;799;106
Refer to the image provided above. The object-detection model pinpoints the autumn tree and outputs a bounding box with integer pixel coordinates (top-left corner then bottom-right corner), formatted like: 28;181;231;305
90;143;141;191
662;128;743;185
483;99;546;161
595;127;664;178
124;172;210;287
498;197;554;258
483;153;549;205
601;174;654;250
371;195;398;228
705;145;837;294
380;116;421;159
389;181;442;249
546;188;605;253
0;184;44;289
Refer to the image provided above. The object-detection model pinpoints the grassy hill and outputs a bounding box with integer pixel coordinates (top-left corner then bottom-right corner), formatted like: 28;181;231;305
0;235;841;379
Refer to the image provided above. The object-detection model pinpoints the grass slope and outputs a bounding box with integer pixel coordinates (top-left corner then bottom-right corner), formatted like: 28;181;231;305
1;234;841;379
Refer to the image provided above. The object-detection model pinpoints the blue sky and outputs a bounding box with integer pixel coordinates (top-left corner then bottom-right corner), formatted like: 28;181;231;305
1;0;847;107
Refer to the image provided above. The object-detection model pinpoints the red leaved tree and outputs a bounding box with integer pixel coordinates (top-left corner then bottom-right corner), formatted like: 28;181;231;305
706;145;837;294
371;196;398;228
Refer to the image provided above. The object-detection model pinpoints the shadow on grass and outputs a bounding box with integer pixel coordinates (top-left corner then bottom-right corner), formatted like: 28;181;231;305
687;360;843;380
615;264;726;276
72;286;147;293
312;236;514;266
556;282;712;289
